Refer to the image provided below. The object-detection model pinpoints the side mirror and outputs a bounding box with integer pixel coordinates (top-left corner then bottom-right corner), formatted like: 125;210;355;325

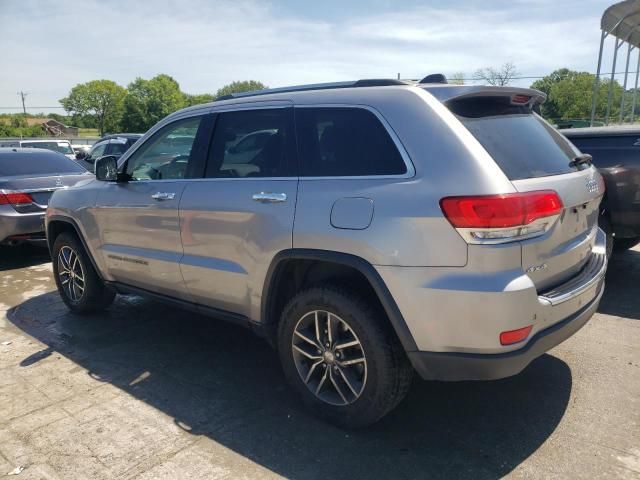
95;155;119;181
75;151;87;160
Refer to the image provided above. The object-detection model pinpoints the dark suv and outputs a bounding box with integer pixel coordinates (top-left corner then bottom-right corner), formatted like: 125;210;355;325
79;134;142;167
562;126;640;253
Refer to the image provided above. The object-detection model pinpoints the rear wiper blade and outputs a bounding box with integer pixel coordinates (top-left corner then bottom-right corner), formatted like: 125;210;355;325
569;153;592;168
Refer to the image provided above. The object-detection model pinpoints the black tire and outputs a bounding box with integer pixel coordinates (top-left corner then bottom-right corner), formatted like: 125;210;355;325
52;232;115;314
277;285;413;428
599;214;614;258
613;236;640;252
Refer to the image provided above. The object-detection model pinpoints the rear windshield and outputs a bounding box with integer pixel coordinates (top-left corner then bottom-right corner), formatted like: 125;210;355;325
448;96;581;180
22;141;74;155
0;151;85;177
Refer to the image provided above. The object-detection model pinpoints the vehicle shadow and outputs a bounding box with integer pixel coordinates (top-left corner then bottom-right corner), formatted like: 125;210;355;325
598;248;640;320
0;244;50;271
7;291;572;479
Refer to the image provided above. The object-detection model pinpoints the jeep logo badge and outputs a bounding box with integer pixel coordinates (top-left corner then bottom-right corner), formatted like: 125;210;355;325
586;179;599;194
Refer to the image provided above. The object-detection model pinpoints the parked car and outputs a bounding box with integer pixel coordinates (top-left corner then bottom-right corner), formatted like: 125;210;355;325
46;79;607;427
72;144;91;157
0;139;76;161
562;126;640;254
79;134;142;164
0;148;91;246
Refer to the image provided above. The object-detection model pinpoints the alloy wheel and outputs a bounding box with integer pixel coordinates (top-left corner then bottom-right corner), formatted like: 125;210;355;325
292;310;367;406
57;246;85;303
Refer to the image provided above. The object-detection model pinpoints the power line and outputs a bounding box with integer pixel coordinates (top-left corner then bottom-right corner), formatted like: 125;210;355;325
3;68;640;112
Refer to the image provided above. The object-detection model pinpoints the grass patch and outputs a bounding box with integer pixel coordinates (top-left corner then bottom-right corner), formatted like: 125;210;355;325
78;128;99;137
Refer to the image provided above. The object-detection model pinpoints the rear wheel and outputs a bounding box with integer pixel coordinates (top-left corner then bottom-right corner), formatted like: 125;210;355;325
277;285;413;428
52;232;115;314
613;236;640;252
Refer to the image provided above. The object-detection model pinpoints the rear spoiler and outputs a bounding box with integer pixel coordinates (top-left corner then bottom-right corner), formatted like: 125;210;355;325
421;85;546;107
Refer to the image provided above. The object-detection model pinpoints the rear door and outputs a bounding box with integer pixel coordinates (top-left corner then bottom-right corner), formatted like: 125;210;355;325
179;104;298;319
93;113;212;299
450;94;604;291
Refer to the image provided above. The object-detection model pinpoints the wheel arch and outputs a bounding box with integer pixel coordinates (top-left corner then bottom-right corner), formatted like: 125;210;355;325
261;249;418;353
47;216;103;280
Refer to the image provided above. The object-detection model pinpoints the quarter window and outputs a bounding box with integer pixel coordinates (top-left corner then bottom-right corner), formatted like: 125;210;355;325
296;107;407;177
205;108;294;178
125;116;202;180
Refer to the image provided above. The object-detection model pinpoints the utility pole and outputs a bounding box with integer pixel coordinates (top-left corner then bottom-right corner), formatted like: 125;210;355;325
17;91;28;115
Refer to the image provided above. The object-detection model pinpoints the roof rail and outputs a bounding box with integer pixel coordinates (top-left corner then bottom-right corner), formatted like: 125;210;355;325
217;78;409;101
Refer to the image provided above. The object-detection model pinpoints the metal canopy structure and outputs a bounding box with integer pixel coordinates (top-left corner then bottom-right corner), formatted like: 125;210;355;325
591;0;640;125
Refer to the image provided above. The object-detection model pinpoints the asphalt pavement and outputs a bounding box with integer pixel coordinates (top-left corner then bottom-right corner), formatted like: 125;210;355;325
0;244;638;479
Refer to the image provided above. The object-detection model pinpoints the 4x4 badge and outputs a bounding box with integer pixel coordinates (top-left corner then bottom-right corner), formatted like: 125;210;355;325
55;177;63;187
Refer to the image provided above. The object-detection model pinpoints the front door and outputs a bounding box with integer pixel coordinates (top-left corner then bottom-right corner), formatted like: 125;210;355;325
93;114;209;300
179;105;298;319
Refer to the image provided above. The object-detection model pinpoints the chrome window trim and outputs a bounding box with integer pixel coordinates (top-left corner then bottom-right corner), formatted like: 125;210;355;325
115;102;415;182
209;100;293;113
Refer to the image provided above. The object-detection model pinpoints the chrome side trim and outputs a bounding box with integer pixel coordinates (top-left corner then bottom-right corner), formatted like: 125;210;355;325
538;229;608;306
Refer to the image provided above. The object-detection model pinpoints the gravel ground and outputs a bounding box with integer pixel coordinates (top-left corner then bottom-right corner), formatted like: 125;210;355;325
0;244;638;479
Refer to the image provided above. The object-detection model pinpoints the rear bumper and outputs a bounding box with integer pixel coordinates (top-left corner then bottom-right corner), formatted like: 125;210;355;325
408;282;603;381
0;208;45;244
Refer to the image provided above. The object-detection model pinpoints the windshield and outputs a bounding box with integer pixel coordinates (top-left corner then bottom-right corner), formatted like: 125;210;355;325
0;151;85;176
448;96;582;180
22;141;74;155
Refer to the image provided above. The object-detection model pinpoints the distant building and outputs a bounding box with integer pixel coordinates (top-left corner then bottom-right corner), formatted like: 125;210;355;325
25;118;79;136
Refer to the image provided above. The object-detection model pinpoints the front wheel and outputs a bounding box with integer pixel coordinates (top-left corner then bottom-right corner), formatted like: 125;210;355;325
52;232;115;314
277;285;413;428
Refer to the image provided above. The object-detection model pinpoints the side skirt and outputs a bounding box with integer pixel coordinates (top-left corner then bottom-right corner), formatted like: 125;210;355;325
106;281;266;336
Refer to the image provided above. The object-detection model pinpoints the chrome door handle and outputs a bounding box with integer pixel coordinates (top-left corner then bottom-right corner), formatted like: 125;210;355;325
151;192;176;201
252;192;287;203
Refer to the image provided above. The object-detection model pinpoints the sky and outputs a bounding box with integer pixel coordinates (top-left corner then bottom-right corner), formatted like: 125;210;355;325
0;0;617;113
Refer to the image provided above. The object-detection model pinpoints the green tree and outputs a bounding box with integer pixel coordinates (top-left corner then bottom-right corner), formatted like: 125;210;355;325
60;80;126;135
531;69;624;122
121;74;187;132
185;93;215;106
531;68;576;119
215;80;266;99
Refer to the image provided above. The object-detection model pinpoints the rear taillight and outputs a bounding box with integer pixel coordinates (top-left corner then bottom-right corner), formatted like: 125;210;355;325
0;191;34;206
440;190;563;244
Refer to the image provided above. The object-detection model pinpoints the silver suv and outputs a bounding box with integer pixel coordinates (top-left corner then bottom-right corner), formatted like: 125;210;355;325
45;79;607;428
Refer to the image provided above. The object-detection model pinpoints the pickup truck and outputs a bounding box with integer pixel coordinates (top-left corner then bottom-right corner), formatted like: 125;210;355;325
562;126;640;255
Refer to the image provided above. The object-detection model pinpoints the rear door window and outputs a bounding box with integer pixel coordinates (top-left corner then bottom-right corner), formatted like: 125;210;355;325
205;108;295;178
296;107;407;177
448;96;582;180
